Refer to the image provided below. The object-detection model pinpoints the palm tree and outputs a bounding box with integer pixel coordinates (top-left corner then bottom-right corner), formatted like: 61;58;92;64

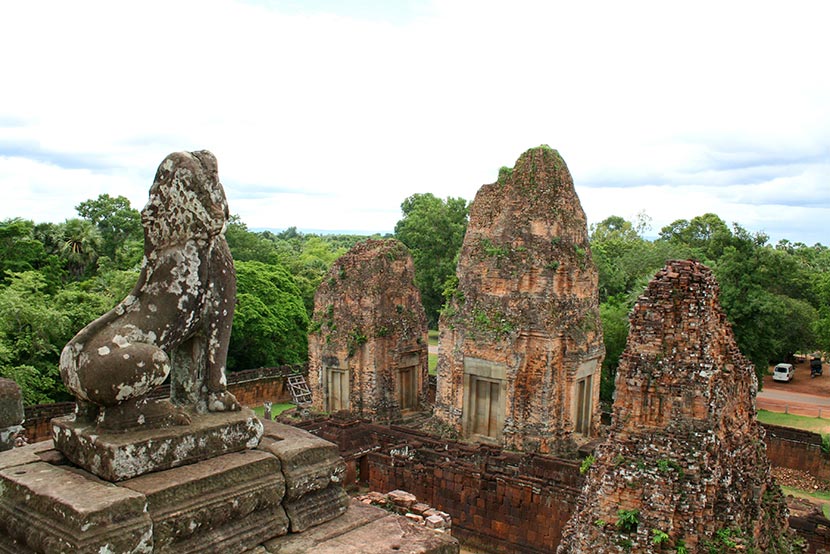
59;218;102;280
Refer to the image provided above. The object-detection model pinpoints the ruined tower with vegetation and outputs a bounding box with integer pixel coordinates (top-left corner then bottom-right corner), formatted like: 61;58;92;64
434;145;604;455
558;260;797;553
308;238;429;422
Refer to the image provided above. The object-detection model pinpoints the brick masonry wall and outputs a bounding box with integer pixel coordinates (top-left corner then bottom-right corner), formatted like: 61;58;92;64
292;416;583;554
292;415;830;553
762;422;830;481
22;365;305;442
367;450;581;553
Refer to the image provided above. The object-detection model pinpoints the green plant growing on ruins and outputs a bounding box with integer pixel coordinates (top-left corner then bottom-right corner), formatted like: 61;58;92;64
573;244;587;270
652;529;669;546
613;454;626;467
545;260;560;271
347;328;367;357
703;527;741;553
615;508;639;534
471;308;514;337
579;454;595;474
656;458;685;478
497;166;513;183
617;538;633;550
480;238;509;259
593;518;607;527
675;539;688;554
441;274;463;305
473;309;492;330
375;326;390;338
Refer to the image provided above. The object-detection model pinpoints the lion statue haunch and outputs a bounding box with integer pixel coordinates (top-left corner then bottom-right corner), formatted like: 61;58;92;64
60;150;241;431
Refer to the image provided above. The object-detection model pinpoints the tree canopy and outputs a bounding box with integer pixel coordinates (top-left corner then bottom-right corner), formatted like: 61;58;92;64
590;212;829;401
394;193;469;327
229;260;309;369
1;191;828;408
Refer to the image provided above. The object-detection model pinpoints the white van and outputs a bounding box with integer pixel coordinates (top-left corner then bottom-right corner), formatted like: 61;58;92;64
773;363;795;382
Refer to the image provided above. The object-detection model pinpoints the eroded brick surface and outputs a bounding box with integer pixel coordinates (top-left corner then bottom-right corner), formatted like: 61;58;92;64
435;146;604;454
308;239;428;422
558;260;796;553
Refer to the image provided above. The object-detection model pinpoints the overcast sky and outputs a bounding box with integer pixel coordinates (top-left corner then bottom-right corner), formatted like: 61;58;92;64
1;0;828;245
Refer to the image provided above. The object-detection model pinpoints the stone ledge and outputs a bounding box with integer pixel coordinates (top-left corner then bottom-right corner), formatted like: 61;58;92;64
283;483;350;532
0;461;152;553
259;419;345;499
52;408;263;481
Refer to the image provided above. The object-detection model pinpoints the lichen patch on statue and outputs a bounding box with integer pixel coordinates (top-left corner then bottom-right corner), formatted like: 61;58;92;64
60;150;240;431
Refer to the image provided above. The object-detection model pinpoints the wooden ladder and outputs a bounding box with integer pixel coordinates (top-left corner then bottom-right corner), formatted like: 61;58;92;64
287;374;313;407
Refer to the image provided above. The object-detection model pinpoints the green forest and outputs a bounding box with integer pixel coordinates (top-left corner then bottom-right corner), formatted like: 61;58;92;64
2;193;829;406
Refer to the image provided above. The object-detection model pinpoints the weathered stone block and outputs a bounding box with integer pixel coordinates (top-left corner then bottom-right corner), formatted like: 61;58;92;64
0;438;57;471
388;489;417;509
121;449;287;553
258;420;345;500
0;461;152;553
0;379;23;429
52;408;263;481
283;482;351;532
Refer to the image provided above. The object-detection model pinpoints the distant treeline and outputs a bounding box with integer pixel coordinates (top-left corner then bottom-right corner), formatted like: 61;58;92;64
1;194;828;405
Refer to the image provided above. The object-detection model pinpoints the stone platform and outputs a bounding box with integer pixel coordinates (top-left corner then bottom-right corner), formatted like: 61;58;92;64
262;499;459;554
52;408;263;481
0;418;457;553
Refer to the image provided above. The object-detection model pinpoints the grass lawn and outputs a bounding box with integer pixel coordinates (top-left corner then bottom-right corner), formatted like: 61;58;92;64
252;403;296;418
429;353;438;375
428;329;439;347
757;409;830;435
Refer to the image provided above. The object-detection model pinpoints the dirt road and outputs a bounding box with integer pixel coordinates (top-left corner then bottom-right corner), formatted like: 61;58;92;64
758;359;830;417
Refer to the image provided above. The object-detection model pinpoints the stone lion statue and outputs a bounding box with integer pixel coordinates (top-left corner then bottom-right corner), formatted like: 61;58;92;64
60;150;241;430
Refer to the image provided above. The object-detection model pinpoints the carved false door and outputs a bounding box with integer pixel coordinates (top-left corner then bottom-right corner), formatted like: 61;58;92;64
472;378;501;438
327;368;349;412
397;366;417;412
575;375;592;435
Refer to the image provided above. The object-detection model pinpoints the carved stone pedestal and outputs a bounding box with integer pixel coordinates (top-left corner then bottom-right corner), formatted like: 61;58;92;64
0;417;457;553
0;419;283;554
52;408;263;481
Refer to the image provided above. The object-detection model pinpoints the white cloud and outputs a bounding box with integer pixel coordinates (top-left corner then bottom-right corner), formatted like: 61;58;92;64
0;0;828;244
